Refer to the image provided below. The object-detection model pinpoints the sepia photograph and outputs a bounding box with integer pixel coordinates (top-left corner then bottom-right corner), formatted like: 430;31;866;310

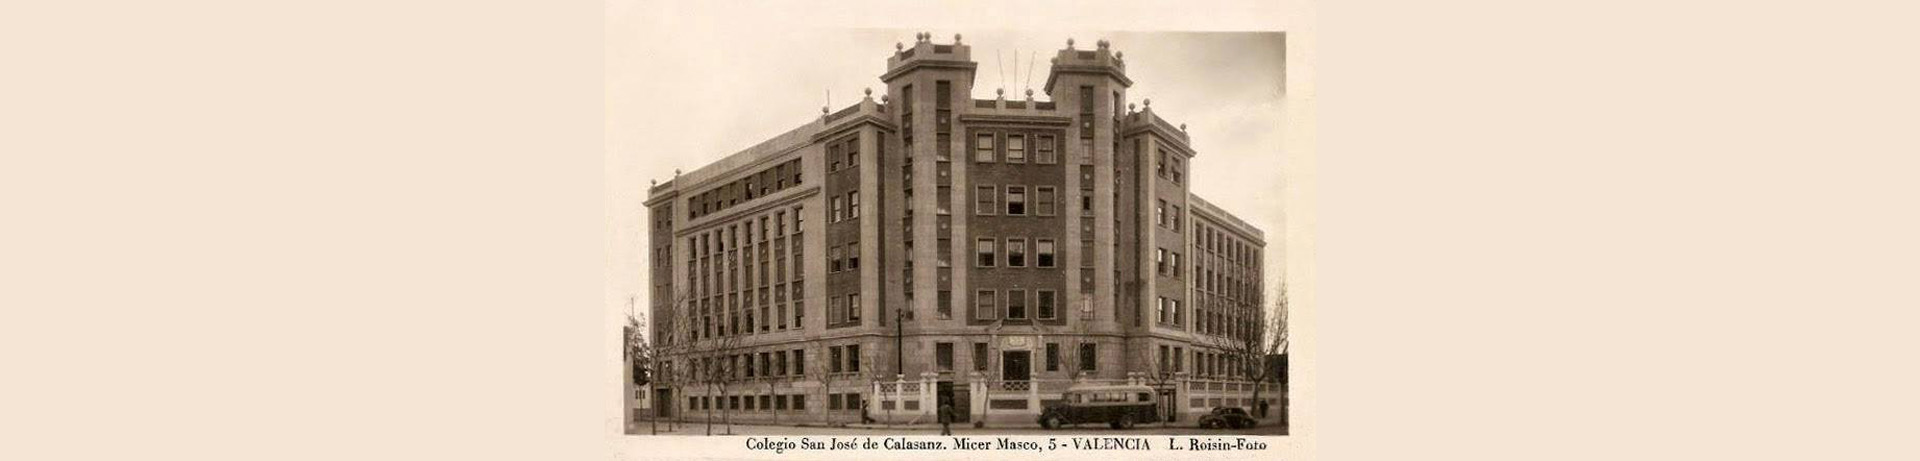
611;22;1296;441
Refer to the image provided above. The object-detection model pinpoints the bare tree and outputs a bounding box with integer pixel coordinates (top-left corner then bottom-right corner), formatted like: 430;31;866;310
1199;281;1288;421
647;287;700;433
692;313;745;435
623;298;650;435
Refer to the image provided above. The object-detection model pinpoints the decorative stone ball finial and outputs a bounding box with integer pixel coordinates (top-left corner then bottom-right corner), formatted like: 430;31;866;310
1116;51;1124;59
674;168;681;176
1180;123;1188;131
1025;88;1034;99
651;179;657;187
881;94;889;103
1067;38;1075;49
821;106;829;115
996;88;1005;98
1143;98;1152;108
1098;39;1109;49
1128;102;1136;112
864;87;872;97
896;42;903;51
954;33;962;43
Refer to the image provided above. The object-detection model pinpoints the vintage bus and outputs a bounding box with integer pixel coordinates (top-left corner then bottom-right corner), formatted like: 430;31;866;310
1036;384;1159;429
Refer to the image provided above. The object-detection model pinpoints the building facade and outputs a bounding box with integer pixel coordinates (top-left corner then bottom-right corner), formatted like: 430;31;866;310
640;34;1273;426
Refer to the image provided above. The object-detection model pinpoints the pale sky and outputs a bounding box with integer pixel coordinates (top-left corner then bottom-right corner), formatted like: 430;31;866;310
608;22;1290;326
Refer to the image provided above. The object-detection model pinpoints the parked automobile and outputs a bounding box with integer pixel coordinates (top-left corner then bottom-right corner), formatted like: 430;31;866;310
1037;384;1158;430
1198;406;1259;429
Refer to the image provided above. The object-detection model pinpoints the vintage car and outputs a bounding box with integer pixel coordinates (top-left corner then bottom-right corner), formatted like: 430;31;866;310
1197;406;1260;429
1037;384;1159;430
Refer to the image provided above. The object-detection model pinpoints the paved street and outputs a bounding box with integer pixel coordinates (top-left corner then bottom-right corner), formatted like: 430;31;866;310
628;420;1287;436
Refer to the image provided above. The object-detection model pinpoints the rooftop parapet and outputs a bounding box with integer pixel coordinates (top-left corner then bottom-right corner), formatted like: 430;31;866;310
881;32;977;83
1043;38;1132;95
1121;98;1193;149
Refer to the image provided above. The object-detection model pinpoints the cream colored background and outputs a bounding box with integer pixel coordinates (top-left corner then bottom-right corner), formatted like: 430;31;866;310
6;0;1920;460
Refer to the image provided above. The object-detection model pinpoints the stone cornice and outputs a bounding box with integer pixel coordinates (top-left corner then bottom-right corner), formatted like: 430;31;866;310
879;60;978;83
956;113;1073;126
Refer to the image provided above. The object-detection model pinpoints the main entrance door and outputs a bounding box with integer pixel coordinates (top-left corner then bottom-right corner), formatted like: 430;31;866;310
1003;350;1031;382
937;381;970;422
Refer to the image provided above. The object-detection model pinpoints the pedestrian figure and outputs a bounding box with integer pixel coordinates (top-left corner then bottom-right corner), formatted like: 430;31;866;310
860;398;875;424
938;402;954;435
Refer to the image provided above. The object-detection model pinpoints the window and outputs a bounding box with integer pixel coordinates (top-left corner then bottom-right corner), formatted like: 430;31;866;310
975;289;996;320
975;185;995;215
1174;346;1184;372
792;349;805;376
1046;343;1060;371
847;141;860;168
1157;149;1167;177
936;342;954;371
848;191;860;219
937;290;952;319
831;196;845;222
1169;205;1180;229
792;394;806;410
1037;135;1057;164
1156;248;1167;274
936;186;951;215
831;145;843;171
829;296;845;325
1155;199;1167;226
973;342;989;371
830;245;843;272
1006;135;1025;163
975;238;996;267
830;346;842;373
848;294;861;322
846;241;859;269
974;133;995;162
1035;187;1056;216
1007;289;1027;319
847;345;860;373
1005;186;1026;215
1170;252;1181;277
1037;290;1057;320
1036;239;1056;267
1079;343;1097;371
1006;238;1026;267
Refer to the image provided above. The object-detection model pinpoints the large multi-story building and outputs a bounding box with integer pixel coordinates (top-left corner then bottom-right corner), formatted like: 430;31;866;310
640;33;1273;425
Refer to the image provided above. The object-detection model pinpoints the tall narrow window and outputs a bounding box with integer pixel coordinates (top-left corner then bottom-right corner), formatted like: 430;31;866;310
846;241;859;269
1005;186;1026;215
847;345;860;372
937;290;952;319
1007;238;1027;267
831;196;845;222
1045;342;1060;371
1079;343;1097;371
974;342;989;371
1037;135;1057;164
1006;289;1027;319
1006;135;1026;163
975;133;995;162
1037;290;1057;319
848;294;861;322
1036;239;1056;267
936;342;954;371
847;192;860;219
